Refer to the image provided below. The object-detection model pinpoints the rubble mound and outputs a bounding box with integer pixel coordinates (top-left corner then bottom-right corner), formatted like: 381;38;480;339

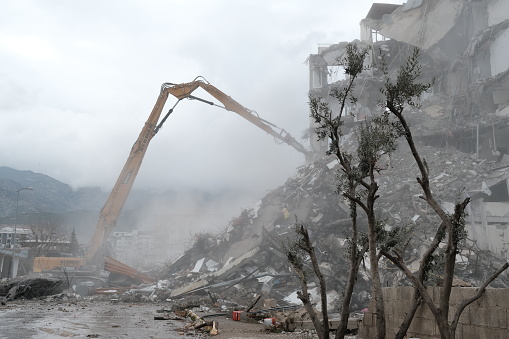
160;141;509;313
0;276;66;300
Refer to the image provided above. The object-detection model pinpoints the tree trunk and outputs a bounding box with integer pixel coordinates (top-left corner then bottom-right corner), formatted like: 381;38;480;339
298;289;326;339
367;207;385;339
302;225;330;339
395;222;447;338
334;244;366;339
335;183;361;339
369;237;385;339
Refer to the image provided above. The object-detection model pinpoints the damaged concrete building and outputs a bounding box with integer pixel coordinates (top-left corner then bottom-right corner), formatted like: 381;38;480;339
308;0;509;261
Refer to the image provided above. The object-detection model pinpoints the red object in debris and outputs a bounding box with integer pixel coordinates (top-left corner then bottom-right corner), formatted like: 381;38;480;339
232;311;244;321
264;318;276;325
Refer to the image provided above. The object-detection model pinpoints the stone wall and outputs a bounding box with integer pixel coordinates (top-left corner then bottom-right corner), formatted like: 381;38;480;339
358;286;509;339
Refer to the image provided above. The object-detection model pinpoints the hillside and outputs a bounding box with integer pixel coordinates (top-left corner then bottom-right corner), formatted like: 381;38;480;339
0;166;107;218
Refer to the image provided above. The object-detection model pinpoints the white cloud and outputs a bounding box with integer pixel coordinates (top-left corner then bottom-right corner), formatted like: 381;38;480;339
0;0;401;196
0;35;58;61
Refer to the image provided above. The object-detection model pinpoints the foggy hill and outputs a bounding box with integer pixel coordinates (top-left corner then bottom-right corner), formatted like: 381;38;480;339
0;166;260;243
0;166;107;218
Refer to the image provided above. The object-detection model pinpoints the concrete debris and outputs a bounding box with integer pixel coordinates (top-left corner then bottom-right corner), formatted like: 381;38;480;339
0;277;66;301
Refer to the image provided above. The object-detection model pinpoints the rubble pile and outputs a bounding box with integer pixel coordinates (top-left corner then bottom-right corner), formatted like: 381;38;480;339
0;276;66;300
374;142;509;287
379;143;495;208
158;157;372;315
156;127;509;315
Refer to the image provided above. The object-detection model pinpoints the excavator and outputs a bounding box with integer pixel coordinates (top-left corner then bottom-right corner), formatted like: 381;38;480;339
33;77;311;278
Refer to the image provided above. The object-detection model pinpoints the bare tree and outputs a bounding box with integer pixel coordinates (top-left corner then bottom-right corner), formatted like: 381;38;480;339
28;212;69;257
306;43;408;339
286;222;330;339
379;47;509;339
293;43;508;339
305;43;371;339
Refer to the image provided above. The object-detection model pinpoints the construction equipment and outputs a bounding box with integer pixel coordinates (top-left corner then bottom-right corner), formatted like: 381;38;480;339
35;77;310;274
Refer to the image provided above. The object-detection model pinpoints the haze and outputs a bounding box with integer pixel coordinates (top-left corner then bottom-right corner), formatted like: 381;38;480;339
0;0;399;199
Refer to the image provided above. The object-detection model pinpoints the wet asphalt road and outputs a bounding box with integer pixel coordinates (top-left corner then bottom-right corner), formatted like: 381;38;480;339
0;300;324;339
0;301;182;339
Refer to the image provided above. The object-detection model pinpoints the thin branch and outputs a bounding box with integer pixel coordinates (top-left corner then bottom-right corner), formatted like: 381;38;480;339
451;263;509;329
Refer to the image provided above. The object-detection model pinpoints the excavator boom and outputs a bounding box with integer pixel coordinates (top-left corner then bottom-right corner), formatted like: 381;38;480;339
85;78;310;264
167;79;311;156
85;85;172;263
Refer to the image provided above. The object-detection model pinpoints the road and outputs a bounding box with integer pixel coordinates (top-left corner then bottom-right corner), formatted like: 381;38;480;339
0;300;319;339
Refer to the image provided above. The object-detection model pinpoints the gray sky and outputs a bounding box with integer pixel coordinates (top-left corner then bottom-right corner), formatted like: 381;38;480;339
0;0;400;198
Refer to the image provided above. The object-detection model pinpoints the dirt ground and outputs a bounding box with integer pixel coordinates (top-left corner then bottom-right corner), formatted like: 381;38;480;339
0;300;321;339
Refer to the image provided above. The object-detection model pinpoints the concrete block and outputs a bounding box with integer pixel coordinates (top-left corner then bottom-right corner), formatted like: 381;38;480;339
450;287;478;305
483;288;509;307
415;302;434;320
385;327;398;339
330;316;363;331
456;323;464;338
447;305;470;325
357;323;373;339
368;285;509;339
382;287;397;302
493;328;509;339
263;298;277;308
493;89;509;105
408;316;438;336
469;306;507;328
425;286;441;303
398;286;414;301
476;307;509;328
381;287;389;298
418;335;438;339
463;325;508;339
348;317;362;330
386;300;407;320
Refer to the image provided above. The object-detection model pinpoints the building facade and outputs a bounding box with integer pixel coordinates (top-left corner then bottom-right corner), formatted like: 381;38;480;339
308;0;509;259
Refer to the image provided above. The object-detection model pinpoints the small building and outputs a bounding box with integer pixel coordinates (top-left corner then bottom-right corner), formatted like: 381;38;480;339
0;226;32;248
0;226;31;278
110;230;155;268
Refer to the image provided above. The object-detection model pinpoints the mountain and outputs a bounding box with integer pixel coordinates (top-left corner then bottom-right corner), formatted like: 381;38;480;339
0;166;107;218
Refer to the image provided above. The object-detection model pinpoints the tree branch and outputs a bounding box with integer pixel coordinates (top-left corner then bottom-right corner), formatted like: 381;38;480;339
451;263;509;330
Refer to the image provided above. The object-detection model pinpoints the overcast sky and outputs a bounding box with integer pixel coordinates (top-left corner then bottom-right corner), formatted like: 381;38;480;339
0;0;401;199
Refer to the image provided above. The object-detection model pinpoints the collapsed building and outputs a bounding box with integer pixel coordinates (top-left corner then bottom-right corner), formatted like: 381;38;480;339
151;0;509;331
309;0;509;261
5;1;509;337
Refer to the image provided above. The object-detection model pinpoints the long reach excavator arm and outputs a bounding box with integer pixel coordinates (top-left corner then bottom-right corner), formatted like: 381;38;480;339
86;77;310;264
